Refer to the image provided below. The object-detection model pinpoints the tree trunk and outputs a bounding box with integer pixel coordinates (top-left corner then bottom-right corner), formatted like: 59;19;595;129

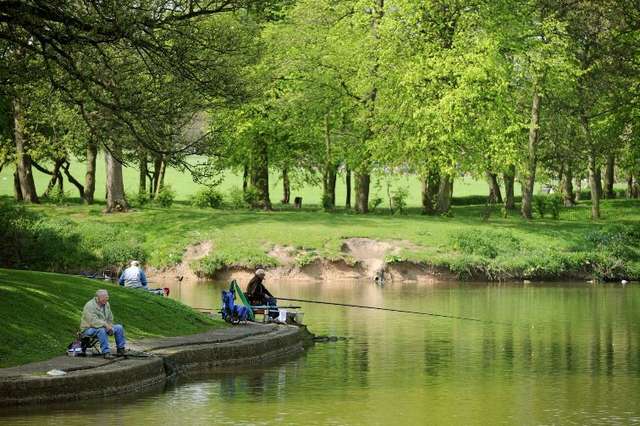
250;138;271;210
43;159;64;198
322;114;336;210
13;96;39;203
562;166;575;207
84;140;98;204
139;150;147;194
345;167;351;208
575;176;582;202
604;153;615;199
155;159;166;198
421;171;440;215
152;155;162;195
627;173;634;198
486;171;503;204
595;166;603;200
580;113;600;219
105;146;128;213
62;161;84;198
436;174;453;213
503;165;516;210
242;164;249;194
13;170;23;201
521;89;541;219
281;168;290;204
354;172;370;213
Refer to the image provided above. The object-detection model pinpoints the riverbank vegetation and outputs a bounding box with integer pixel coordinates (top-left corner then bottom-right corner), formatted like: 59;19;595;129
0;269;224;368
2;197;639;281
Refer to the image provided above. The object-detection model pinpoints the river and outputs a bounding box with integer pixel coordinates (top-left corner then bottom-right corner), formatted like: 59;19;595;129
2;280;639;425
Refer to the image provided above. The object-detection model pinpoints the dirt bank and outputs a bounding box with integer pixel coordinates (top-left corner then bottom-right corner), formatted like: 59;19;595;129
149;238;454;284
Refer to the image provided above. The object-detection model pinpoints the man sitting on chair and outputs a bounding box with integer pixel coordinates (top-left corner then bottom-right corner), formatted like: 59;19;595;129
118;260;148;289
246;269;274;306
81;289;126;359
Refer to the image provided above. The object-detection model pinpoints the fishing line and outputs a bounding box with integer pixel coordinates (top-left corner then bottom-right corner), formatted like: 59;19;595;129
276;297;511;325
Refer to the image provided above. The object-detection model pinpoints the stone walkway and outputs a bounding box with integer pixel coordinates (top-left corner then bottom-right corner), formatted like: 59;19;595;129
0;323;312;406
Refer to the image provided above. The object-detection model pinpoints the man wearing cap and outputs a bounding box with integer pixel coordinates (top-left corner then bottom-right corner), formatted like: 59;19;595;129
81;289;127;359
245;269;274;306
118;260;148;289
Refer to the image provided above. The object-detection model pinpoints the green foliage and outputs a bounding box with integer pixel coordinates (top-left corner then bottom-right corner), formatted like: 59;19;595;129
226;186;247;209
391;188;408;214
547;194;562;220
46;187;69;205
192;187;224;209
197;250;278;276
534;196;547;218
133;190;150;207
294;250;318;267
155;185;175;208
243;187;260;209
369;197;383;212
451;229;522;259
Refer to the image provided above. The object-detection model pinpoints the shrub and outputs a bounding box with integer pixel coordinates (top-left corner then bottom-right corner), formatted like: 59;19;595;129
451;229;521;259
295;250;318;267
226;186;246;209
322;193;334;210
45;187;69;205
391;188;408;214
192;187;224;209
533;196;546;218
243;187;259;208
547;194;563;220
133;190;150;207
368;197;383;212
155;185;175;208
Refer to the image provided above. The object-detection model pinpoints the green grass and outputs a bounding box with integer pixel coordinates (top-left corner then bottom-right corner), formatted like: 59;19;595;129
0;155;528;205
0;268;225;368
3;196;639;281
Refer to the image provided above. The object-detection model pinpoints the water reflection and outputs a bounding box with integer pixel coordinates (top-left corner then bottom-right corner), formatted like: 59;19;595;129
2;280;639;425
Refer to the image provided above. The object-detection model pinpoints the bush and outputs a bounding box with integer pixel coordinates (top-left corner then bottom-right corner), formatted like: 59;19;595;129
133;190;150;207
451;229;521;259
369;197;383;212
192;187;224;209
155;185;175;208
226;186;246;209
322;193;334;210
243;187;259;208
547;194;562;219
391;188;408;214
533;196;546;218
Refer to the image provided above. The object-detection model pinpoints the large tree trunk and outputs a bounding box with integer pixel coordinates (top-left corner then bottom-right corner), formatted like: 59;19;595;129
503;165;516;210
345;167;352;208
84;140;98;204
154;159;166;199
13;96;39;203
151;155;162;195
627;174;634;198
281;168;290;204
354;172;370;213
521;89;541;219
421;171;440;215
436;174;453;214
562;166;575;207
604;153;615;198
105;146;128;213
138;150;147;194
486;171;503;204
250;138;271;210
575;176;582;202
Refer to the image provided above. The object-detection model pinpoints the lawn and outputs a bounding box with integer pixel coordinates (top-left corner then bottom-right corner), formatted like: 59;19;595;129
0;269;225;367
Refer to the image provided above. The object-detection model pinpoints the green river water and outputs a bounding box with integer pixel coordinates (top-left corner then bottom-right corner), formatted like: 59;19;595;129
2;280;640;425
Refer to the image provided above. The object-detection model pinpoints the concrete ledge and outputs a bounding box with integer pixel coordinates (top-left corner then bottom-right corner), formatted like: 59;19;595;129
0;324;313;407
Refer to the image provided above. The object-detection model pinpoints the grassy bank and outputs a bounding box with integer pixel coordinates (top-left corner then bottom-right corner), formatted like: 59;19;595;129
2;196;639;282
0;269;225;368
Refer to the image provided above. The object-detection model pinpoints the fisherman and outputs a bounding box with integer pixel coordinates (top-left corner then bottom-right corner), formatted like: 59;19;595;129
118;260;148;289
245;269;274;306
80;289;126;359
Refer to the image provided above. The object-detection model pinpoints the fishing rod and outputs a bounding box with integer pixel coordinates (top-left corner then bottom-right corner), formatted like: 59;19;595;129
276;297;509;325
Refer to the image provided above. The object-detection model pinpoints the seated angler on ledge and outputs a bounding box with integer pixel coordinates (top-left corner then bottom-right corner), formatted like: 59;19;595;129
80;289;127;359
